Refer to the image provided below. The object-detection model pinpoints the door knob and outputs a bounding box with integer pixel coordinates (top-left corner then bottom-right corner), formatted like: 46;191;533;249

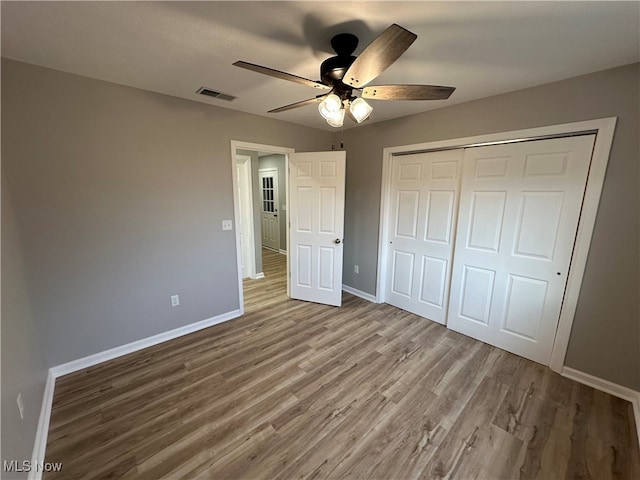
334;238;342;244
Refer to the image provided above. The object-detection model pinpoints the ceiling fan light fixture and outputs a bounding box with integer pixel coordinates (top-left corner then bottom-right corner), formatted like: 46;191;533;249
318;93;342;120
349;97;373;123
235;23;456;125
325;107;345;128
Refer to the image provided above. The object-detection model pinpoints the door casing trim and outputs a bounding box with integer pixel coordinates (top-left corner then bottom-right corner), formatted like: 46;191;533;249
230;141;295;313
376;117;617;373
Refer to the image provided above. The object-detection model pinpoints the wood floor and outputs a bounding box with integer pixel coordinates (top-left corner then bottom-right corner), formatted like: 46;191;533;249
45;248;640;479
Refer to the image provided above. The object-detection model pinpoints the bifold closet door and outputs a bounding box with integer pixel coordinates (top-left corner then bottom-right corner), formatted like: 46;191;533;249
447;135;595;365
385;149;464;324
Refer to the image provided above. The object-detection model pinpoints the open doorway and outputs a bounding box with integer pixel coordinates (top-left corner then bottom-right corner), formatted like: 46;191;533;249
231;141;294;313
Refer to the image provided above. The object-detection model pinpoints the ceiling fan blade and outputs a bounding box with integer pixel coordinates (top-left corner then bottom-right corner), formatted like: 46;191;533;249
233;61;330;90
343;24;417;88
362;84;455;100
268;95;326;113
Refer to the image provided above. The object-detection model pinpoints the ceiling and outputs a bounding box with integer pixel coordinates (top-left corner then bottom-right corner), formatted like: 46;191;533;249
2;1;639;131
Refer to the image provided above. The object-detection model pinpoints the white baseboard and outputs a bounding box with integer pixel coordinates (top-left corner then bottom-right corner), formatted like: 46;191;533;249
51;309;241;377
29;370;56;480
255;272;265;279
29;309;242;479
279;249;287;255
342;284;378;303
561;366;640;445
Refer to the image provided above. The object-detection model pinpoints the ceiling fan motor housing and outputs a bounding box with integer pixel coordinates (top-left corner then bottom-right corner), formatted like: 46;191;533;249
320;32;359;95
320;55;356;88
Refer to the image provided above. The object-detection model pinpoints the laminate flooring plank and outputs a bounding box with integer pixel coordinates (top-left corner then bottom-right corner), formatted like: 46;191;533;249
45;407;180;479
195;351;392;479
265;356;404;479
422;375;511;479
327;376;443;479
274;393;398;480
296;320;384;372
129;371;302;477
329;341;489;479
178;349;309;425
289;335;385;399
47;367;224;456
50;361;188;429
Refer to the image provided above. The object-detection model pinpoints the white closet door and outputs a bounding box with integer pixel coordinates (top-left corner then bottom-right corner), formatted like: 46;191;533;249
447;135;595;364
385;149;464;324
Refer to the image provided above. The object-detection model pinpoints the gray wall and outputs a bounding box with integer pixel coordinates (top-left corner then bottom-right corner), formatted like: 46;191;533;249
338;62;640;390
1;58;332;466
1;170;48;477
259;154;287;252
236;149;263;275
1;58;332;367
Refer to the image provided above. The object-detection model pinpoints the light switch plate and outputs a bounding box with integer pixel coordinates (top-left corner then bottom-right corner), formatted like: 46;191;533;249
222;220;233;231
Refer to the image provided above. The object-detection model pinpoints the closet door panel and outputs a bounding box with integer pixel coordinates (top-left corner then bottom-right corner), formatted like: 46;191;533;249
447;135;595;365
385;149;463;324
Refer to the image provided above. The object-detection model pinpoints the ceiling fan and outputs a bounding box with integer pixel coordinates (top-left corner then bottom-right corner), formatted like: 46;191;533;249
233;24;455;127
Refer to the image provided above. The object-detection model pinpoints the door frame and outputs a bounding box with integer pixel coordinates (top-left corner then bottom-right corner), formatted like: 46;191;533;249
376;117;617;373
258;167;281;251
230;141;295;314
236;154;256;279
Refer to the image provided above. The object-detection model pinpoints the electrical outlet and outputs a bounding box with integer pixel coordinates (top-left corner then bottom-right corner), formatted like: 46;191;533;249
222;220;233;231
17;393;24;419
171;295;180;307
354;265;359;274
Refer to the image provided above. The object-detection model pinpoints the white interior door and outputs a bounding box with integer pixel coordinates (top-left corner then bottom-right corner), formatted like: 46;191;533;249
289;151;346;307
385;149;464;324
259;168;280;251
447;135;595;364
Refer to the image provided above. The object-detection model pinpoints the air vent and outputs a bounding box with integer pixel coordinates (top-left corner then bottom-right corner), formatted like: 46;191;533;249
196;87;236;102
